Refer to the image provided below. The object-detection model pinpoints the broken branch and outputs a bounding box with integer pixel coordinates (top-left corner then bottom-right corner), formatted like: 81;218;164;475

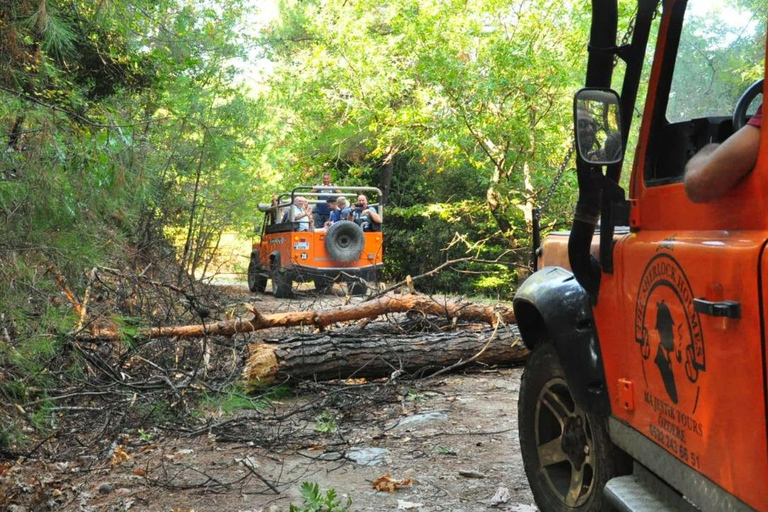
80;293;517;341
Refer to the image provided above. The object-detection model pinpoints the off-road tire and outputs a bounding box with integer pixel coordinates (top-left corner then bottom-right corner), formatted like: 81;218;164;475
314;277;335;294
247;256;267;293
272;271;293;298
325;221;365;262
518;342;629;512
347;280;367;296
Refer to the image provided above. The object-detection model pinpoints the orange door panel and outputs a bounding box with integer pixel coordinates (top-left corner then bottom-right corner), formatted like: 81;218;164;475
598;231;768;510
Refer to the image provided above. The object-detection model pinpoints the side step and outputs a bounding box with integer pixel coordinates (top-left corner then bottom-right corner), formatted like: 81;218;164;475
604;463;700;512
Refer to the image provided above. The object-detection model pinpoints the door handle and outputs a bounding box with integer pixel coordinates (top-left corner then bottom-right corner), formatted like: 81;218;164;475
693;298;741;319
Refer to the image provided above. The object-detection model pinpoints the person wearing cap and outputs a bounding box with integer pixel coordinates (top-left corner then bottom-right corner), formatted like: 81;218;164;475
684;104;762;202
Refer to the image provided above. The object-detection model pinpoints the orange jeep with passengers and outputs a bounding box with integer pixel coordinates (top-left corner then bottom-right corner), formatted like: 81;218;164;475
247;186;384;298
514;1;768;511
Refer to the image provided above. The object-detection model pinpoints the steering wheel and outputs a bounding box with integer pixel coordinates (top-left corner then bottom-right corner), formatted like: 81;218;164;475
733;78;763;130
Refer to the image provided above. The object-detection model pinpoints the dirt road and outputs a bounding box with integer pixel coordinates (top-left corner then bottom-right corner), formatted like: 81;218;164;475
2;284;537;511
71;367;536;511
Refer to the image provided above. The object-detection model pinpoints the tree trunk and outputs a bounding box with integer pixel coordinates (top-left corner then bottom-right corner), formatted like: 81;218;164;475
178;140;206;286
380;150;395;206
83;293;517;341
523;108;537;232
244;326;527;385
8;115;24;150
486;176;513;236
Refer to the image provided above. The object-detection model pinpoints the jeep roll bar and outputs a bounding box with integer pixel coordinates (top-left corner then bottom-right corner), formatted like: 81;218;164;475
258;186;384;223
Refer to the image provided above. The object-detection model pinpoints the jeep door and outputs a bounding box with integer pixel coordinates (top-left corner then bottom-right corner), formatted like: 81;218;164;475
597;2;768;509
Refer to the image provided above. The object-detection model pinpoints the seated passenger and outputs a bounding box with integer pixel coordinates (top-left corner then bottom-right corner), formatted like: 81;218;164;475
684;104;761;202
335;197;351;221
287;196;312;231
324;197;339;227
351;194;381;231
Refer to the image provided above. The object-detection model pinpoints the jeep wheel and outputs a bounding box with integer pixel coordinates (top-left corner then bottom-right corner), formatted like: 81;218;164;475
314;277;334;294
272;271;293;298
247;257;267;293
519;343;628;512
325;221;365;262
347;280;367;296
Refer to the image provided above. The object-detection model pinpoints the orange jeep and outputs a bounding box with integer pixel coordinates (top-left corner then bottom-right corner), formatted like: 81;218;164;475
247;186;384;297
514;2;768;511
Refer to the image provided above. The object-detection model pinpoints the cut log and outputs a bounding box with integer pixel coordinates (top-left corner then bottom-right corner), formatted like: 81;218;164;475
243;325;528;386
84;293;517;341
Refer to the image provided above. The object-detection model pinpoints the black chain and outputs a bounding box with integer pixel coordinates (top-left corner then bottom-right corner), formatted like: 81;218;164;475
613;14;637;67
539;145;574;212
539;11;637;214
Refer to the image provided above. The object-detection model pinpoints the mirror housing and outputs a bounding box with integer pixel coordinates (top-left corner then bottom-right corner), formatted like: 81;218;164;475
574;88;624;166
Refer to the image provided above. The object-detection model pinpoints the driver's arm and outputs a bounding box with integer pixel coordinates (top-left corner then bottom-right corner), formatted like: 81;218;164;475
684;124;760;203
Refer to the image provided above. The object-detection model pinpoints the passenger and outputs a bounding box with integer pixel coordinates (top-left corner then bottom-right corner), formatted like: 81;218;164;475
279;200;291;223
351;195;381;231
289;196;312;231
335;197;351;221
269;194;287;225
313;172;341;228
684;104;761;202
324;197;340;227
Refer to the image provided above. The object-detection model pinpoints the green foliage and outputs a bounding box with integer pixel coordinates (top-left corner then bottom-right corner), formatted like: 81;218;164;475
260;0;590;245
666;2;766;123
383;201;525;299
1;3;268;440
201;384;271;415
289;482;352;512
437;445;457;456
137;429;156;442
314;409;336;433
0;420;26;452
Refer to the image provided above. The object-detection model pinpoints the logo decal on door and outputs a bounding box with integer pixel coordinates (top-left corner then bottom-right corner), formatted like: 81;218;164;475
635;253;706;407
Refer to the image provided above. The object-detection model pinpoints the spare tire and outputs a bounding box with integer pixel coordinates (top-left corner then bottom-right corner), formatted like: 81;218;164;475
325;221;365;262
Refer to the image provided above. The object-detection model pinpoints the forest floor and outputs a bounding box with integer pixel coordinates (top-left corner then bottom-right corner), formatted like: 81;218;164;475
1;283;537;512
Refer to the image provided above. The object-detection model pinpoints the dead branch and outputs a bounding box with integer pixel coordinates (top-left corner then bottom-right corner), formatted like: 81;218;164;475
79;293;516;341
48;265;84;317
75;267;98;332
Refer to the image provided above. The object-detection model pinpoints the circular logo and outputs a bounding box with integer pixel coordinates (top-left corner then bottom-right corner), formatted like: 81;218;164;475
634;253;705;410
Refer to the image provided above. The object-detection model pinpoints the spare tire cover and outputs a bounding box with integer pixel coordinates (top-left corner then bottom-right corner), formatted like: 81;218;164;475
325;221;365;262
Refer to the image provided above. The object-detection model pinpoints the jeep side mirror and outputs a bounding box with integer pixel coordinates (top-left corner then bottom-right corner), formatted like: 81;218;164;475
574;88;623;166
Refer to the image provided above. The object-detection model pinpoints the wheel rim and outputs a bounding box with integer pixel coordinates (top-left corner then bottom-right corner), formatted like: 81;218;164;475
534;377;596;508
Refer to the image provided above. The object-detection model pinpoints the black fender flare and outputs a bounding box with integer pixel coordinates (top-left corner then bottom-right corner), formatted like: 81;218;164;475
269;250;281;271
513;266;610;415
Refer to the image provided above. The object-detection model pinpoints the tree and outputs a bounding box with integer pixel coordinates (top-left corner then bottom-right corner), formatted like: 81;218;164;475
0;0;270;335
259;0;590;242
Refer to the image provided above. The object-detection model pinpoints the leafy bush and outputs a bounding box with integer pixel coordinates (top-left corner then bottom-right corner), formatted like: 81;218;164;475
289;482;352;512
382;201;529;300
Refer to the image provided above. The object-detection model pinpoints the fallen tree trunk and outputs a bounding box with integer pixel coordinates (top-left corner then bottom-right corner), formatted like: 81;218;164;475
243;325;528;385
84;293;516;341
